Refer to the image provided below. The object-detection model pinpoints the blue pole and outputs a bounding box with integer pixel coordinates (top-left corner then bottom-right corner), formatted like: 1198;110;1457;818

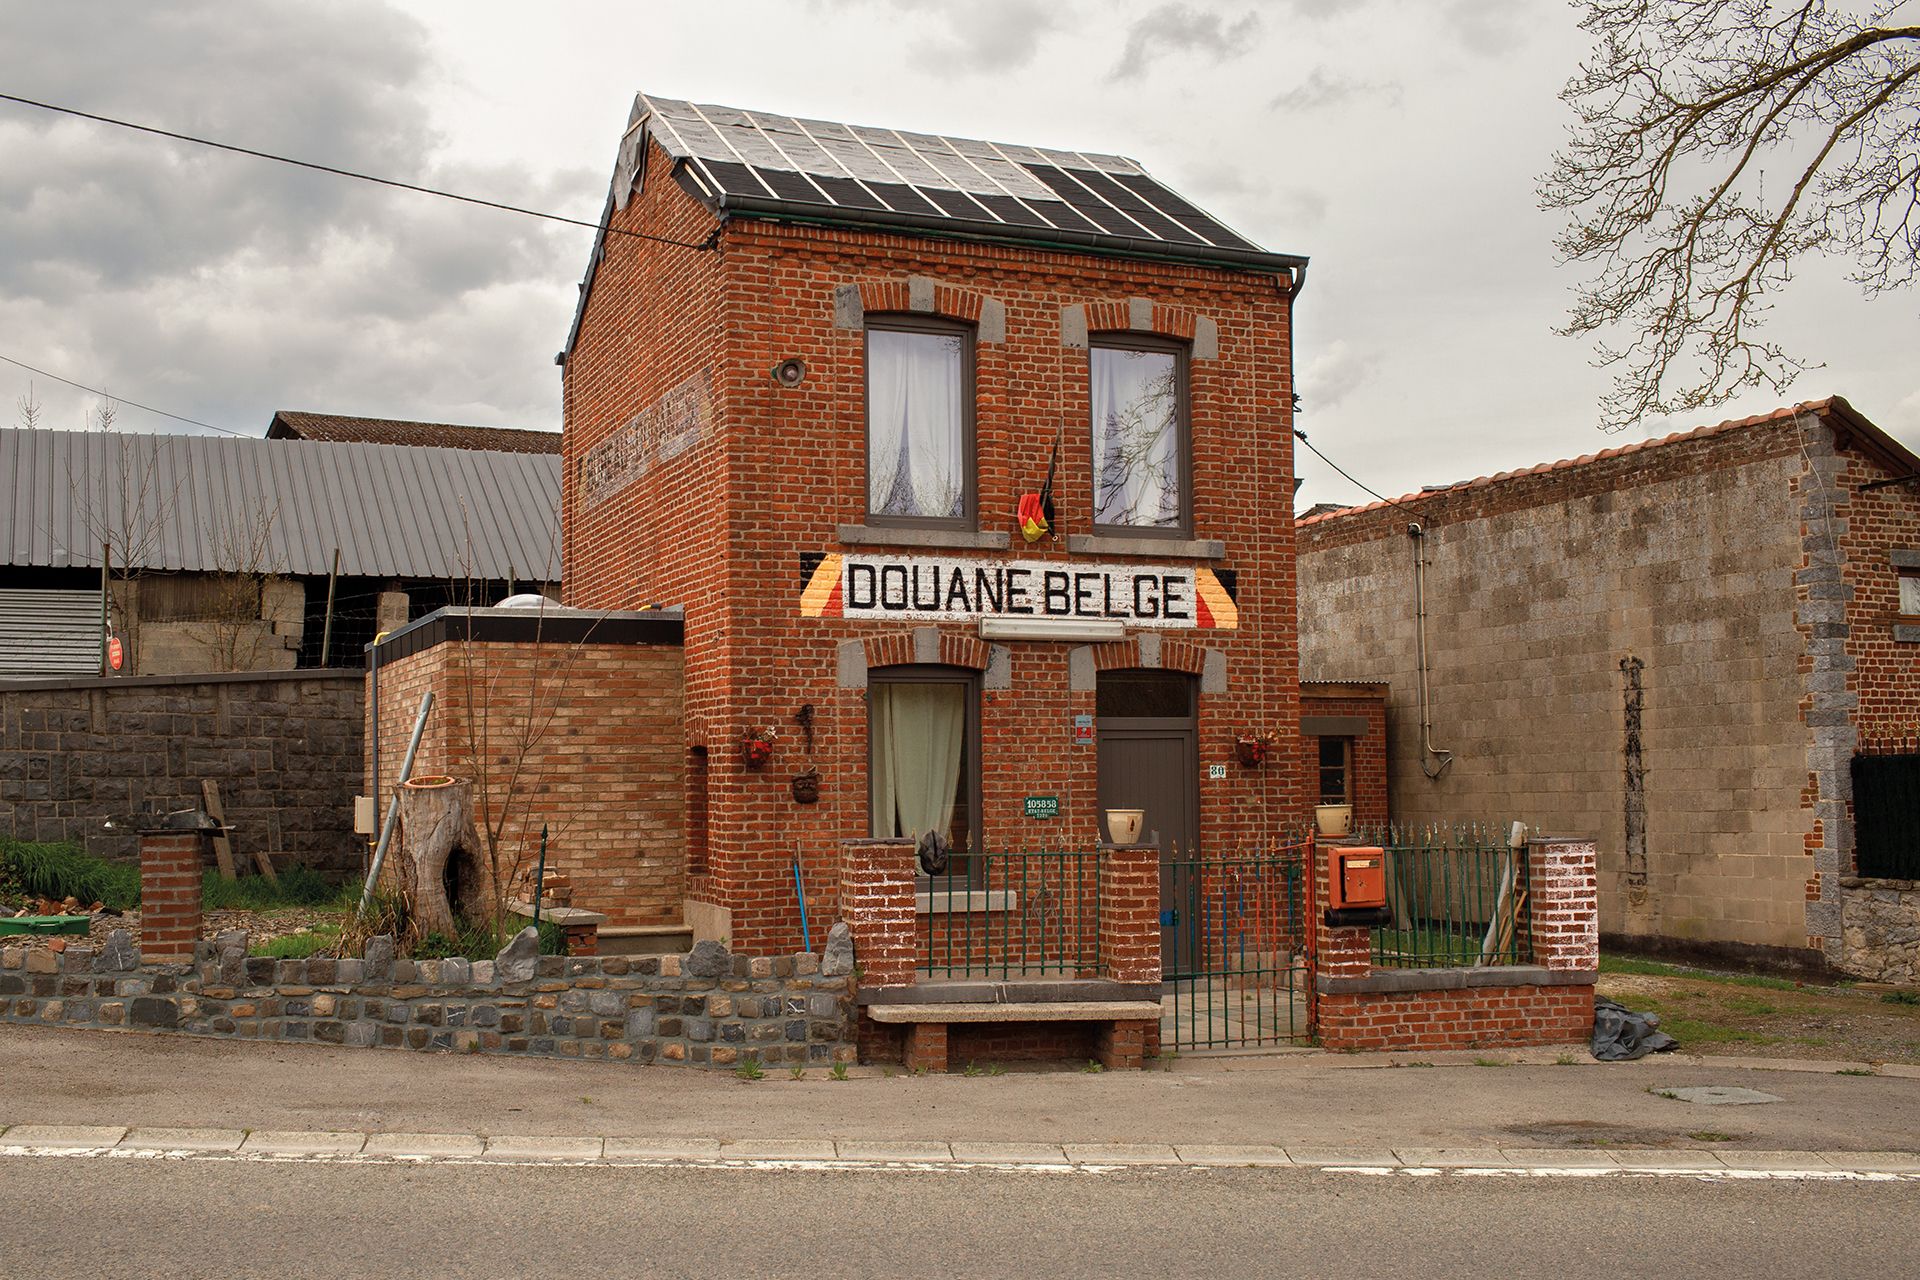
792;854;811;952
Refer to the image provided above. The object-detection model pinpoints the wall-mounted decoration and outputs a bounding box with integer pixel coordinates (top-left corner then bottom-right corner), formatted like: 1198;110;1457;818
790;768;819;804
741;726;777;770
1207;763;1228;780
1072;714;1094;747
1234;734;1272;768
795;703;816;753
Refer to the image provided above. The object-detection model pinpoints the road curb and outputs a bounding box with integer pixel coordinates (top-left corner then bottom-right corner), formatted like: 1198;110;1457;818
2;1123;1916;1178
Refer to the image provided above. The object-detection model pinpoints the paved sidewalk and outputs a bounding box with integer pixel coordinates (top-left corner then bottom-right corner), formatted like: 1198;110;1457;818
3;1022;1917;1159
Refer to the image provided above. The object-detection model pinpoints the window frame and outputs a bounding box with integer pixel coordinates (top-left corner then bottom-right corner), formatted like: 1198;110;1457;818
1087;333;1193;539
1898;569;1920;621
866;664;985;884
1317;735;1353;807
863;314;978;531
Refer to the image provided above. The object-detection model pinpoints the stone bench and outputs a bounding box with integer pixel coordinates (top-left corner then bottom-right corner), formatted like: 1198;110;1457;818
865;999;1163;1072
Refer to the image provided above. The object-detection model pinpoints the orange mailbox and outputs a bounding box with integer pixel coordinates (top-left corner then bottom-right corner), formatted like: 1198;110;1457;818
1325;846;1391;926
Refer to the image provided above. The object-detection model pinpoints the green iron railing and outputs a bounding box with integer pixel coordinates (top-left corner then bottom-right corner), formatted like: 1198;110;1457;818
1162;846;1313;1050
917;848;1101;979
1366;824;1532;968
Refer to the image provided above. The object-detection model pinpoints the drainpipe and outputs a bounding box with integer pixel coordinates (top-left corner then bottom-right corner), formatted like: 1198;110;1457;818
1410;522;1454;779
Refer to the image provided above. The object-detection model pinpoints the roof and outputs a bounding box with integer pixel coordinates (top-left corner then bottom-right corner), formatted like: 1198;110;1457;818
621;93;1302;275
1;429;561;581
1295;396;1916;529
267;411;560;455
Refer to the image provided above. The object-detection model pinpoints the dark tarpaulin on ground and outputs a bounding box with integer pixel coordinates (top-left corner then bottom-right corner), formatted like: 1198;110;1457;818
1591;996;1679;1061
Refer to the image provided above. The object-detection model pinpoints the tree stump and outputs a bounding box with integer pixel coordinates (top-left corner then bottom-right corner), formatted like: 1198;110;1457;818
394;777;490;939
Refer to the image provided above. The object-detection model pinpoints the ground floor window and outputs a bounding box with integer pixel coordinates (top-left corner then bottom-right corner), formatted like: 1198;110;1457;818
869;666;979;877
1853;752;1920;879
1317;736;1352;806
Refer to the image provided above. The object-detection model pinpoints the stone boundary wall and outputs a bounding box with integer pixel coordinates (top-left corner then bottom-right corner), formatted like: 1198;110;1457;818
0;669;364;876
0;931;856;1070
1838;879;1920;985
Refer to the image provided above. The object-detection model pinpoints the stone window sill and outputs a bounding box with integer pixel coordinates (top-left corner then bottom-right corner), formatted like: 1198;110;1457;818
1064;533;1225;560
1893;621;1920;644
838;524;1010;551
915;890;1017;914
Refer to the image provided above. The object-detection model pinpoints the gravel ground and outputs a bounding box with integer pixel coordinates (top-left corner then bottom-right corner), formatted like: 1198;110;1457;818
2;908;346;954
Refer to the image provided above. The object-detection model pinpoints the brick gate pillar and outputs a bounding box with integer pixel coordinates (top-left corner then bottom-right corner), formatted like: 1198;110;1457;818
138;818;213;965
1097;842;1161;983
1526;836;1600;972
838;839;916;987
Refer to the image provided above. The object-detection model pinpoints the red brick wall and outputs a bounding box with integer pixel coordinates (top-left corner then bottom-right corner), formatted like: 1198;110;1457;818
367;636;686;928
1834;448;1920;747
1316;984;1594;1053
564;146;1302;954
1299;690;1388;828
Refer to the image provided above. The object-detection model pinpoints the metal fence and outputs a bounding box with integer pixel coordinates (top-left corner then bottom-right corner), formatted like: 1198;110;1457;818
1163;843;1314;1049
917;848;1101;979
1368;824;1532;968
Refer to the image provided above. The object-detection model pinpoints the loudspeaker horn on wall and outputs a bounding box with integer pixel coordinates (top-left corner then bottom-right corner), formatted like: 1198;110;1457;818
771;358;807;388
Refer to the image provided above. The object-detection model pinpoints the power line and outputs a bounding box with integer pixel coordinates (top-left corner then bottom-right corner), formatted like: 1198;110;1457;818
0;91;716;252
1293;428;1418;513
0;351;249;436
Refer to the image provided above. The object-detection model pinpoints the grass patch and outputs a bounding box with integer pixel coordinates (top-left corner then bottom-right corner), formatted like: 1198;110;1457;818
202;866;350;912
734;1055;765;1081
1;838;140;910
1472;1056;1510;1068
1689;1130;1736;1142
250;924;342;959
1836;1067;1876;1077
1880;990;1920;1006
1599;953;1809;992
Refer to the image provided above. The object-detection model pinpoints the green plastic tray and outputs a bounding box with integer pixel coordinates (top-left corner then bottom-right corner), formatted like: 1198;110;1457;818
0;915;92;936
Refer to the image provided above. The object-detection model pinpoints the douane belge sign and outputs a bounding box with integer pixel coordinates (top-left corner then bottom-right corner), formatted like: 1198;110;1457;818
799;553;1237;630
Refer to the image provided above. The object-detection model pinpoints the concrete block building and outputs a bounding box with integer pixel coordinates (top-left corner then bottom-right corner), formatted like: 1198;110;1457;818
559;93;1309;959
1296;398;1920;979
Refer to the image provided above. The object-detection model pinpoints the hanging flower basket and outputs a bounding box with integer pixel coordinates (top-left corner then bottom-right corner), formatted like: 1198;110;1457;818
1234;735;1270;768
741;727;776;769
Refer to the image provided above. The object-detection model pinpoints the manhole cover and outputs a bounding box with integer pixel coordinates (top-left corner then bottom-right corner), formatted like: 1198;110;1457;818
1658;1086;1782;1106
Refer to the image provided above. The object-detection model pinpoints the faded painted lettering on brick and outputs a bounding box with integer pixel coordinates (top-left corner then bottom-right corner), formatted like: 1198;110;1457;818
799;553;1237;629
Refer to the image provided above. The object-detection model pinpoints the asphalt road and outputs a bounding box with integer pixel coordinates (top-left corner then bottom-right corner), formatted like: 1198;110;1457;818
1;1156;1912;1278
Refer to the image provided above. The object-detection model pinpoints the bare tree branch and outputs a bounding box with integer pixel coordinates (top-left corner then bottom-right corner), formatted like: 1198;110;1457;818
1542;0;1920;430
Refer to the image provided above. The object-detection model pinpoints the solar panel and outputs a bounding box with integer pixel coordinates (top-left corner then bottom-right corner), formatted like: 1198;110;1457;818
629;93;1298;269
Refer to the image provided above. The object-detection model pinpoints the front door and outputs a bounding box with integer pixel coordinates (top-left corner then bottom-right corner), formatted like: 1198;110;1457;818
1095;670;1198;970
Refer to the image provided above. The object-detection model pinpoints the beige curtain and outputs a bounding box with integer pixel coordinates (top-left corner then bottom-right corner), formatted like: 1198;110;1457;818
870;682;965;840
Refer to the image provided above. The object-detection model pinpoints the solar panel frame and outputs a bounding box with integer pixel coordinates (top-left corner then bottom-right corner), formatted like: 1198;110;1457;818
630;93;1301;269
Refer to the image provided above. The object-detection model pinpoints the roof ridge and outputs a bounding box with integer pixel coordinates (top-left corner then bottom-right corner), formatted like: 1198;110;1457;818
1295;398;1853;528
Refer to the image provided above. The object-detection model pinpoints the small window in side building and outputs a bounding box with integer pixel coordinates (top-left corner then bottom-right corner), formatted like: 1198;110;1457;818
1318;736;1352;806
1090;337;1189;535
866;319;973;526
1900;573;1920;617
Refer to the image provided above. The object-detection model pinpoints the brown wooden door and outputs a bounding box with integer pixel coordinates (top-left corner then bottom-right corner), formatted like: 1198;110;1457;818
1095;671;1198;969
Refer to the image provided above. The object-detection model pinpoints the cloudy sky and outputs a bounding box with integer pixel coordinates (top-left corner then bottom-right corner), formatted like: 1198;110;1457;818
2;1;1915;509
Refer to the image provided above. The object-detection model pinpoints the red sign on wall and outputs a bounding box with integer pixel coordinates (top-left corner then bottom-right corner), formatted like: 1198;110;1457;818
106;635;123;671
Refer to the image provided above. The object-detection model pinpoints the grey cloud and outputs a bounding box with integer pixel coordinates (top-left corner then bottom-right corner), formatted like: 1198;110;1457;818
1299;340;1374;414
812;0;1070;74
0;0;584;436
1110;4;1262;81
1269;66;1403;113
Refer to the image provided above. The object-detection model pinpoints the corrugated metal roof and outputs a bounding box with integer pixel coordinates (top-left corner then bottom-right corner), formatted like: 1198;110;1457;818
0;429;561;581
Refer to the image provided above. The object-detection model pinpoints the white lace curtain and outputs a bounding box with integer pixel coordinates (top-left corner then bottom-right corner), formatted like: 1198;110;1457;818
1092;346;1181;528
870;682;965;842
868;328;965;519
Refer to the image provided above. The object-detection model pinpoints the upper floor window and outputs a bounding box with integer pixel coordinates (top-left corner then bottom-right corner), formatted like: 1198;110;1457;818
866;317;974;527
1091;337;1188;535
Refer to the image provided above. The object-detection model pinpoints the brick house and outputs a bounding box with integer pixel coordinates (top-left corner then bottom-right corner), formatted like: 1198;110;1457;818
547;93;1314;1063
1296;397;1920;981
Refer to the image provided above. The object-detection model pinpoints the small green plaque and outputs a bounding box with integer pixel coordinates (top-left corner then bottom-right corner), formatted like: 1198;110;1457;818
1024;795;1059;820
